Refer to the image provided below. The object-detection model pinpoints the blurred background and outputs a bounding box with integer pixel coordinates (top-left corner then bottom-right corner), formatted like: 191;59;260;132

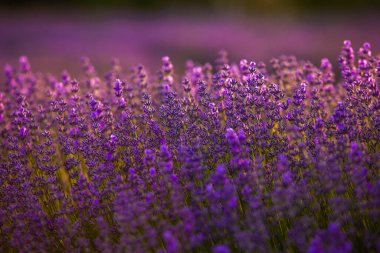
0;0;379;77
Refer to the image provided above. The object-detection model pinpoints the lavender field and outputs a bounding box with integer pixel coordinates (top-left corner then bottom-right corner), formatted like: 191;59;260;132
1;39;379;252
1;3;380;252
1;11;380;77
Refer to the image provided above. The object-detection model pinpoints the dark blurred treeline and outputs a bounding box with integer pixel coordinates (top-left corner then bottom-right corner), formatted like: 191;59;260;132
1;0;379;13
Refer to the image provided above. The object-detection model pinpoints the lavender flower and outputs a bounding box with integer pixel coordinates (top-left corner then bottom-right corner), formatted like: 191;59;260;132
0;40;379;252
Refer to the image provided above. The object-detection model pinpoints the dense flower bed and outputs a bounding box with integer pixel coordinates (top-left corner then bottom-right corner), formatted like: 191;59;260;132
0;41;379;252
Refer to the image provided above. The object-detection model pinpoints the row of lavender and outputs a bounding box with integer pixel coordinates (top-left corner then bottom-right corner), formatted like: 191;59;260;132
0;41;379;252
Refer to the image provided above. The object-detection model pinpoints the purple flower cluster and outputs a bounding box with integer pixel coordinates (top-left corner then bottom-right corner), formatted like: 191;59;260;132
1;41;379;252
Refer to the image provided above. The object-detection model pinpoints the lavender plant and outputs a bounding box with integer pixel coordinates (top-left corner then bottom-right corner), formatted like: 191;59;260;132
0;41;379;253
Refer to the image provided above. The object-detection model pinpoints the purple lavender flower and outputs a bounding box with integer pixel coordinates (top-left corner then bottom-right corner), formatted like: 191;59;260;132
308;222;352;253
0;40;379;252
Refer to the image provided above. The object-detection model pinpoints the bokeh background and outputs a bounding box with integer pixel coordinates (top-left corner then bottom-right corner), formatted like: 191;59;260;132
0;0;379;78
